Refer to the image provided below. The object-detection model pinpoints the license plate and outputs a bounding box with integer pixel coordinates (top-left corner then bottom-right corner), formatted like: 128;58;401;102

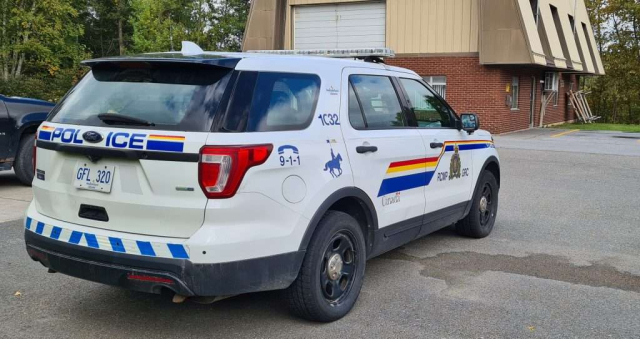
73;162;116;193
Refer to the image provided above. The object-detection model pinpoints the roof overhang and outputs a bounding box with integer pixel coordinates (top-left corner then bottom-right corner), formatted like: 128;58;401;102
479;0;604;75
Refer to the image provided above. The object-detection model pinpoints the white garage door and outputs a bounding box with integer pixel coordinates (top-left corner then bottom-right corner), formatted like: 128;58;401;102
294;2;386;50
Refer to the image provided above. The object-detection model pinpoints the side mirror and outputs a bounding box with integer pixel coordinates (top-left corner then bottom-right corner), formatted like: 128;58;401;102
460;113;480;134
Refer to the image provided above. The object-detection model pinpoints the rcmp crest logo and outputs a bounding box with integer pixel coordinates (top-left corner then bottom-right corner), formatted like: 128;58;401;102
449;144;462;180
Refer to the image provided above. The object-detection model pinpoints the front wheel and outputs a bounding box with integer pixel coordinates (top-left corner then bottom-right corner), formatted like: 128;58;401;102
286;210;366;322
455;170;499;238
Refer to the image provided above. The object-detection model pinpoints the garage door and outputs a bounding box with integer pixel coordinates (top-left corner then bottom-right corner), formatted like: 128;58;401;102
294;2;386;50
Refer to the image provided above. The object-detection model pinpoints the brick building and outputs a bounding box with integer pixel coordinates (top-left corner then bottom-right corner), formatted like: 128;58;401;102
242;0;604;134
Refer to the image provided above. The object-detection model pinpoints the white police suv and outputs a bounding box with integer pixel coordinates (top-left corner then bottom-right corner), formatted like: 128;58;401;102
25;43;499;322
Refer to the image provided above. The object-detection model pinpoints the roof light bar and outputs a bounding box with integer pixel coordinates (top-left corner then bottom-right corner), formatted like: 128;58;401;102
247;48;395;58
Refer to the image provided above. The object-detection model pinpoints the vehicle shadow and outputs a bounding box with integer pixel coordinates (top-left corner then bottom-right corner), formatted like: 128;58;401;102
0;170;22;188
0;170;32;201
64;227;463;336
69;287;313;336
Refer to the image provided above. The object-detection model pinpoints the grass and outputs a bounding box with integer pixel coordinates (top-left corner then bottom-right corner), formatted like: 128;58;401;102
551;123;640;133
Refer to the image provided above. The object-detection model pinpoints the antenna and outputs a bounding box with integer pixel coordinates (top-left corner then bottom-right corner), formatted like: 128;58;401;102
181;41;204;55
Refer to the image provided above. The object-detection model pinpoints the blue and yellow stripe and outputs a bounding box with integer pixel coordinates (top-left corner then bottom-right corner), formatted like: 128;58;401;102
38;125;55;141
146;134;185;152
377;140;493;196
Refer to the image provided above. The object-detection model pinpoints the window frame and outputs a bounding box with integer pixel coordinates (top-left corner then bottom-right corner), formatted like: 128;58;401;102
396;77;460;130
422;75;447;99
544;72;559;91
347;74;413;131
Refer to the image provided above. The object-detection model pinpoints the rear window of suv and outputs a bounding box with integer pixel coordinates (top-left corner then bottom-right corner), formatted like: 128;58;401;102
48;62;233;132
221;72;321;132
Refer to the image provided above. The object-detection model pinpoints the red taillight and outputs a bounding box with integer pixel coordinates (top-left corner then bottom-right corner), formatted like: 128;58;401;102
198;144;273;199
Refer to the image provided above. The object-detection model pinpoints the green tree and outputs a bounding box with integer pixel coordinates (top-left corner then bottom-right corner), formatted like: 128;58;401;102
0;0;86;80
585;0;640;124
78;0;134;57
129;0;250;53
206;0;250;51
129;0;195;53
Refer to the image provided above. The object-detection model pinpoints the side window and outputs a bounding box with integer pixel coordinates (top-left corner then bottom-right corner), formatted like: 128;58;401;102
399;78;453;128
349;75;406;129
222;71;258;132
248;72;320;132
348;83;366;129
223;72;320;132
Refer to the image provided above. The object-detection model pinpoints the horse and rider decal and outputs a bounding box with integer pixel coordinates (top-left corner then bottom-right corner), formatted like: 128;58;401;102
324;140;343;178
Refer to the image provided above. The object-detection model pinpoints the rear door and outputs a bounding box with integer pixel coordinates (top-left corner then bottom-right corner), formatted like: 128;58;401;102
396;77;474;219
341;69;427;235
33;61;234;239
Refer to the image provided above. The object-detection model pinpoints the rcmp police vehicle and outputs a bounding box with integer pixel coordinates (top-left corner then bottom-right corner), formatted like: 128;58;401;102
25;42;500;322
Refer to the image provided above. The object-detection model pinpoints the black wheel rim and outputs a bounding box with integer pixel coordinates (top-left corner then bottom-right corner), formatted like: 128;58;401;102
479;182;494;226
320;231;358;305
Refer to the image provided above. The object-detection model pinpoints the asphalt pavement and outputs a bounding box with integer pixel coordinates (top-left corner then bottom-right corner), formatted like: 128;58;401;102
0;170;32;223
1;129;639;338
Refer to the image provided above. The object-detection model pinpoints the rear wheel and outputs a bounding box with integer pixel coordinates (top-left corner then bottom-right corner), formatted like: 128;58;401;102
286;210;366;322
14;133;35;186
455;170;499;238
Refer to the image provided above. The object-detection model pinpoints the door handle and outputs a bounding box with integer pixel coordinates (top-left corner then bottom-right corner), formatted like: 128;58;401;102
430;142;444;149
356;145;378;154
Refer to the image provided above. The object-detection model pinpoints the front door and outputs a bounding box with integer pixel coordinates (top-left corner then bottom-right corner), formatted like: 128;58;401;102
395;77;474;233
341;70;427;235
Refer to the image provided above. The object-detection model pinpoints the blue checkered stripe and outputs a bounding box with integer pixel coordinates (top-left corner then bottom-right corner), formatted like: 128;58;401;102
25;217;189;259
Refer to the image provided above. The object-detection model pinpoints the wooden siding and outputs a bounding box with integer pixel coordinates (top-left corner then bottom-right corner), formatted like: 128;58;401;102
243;0;281;51
243;0;604;75
480;0;539;65
386;0;479;54
539;1;567;68
573;0;604;74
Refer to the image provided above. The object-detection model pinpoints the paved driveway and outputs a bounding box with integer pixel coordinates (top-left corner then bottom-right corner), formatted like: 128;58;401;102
495;127;640;156
0;170;32;223
1;129;639;338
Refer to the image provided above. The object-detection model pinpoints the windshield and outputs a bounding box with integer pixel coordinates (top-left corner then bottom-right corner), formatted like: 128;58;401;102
49;62;233;131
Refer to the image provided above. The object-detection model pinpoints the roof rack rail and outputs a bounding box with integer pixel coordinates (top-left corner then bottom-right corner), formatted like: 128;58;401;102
247;48;395;63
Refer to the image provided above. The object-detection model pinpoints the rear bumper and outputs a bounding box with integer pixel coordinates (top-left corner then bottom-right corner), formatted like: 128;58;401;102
25;230;305;296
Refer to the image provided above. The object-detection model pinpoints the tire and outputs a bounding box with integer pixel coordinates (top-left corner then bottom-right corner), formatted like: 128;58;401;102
14;133;35;186
455;170;499;238
286;210;366;322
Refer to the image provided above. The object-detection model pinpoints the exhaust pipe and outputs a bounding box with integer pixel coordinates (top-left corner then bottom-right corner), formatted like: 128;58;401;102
172;294;235;304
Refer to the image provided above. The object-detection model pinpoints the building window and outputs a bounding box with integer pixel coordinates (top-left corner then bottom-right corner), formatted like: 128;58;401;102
544;72;559;107
511;76;520;110
423;76;447;99
544;72;558;91
530;0;539;25
400;78;454;128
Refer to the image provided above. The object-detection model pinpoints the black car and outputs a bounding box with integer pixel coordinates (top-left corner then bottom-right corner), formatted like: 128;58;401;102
0;94;55;185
